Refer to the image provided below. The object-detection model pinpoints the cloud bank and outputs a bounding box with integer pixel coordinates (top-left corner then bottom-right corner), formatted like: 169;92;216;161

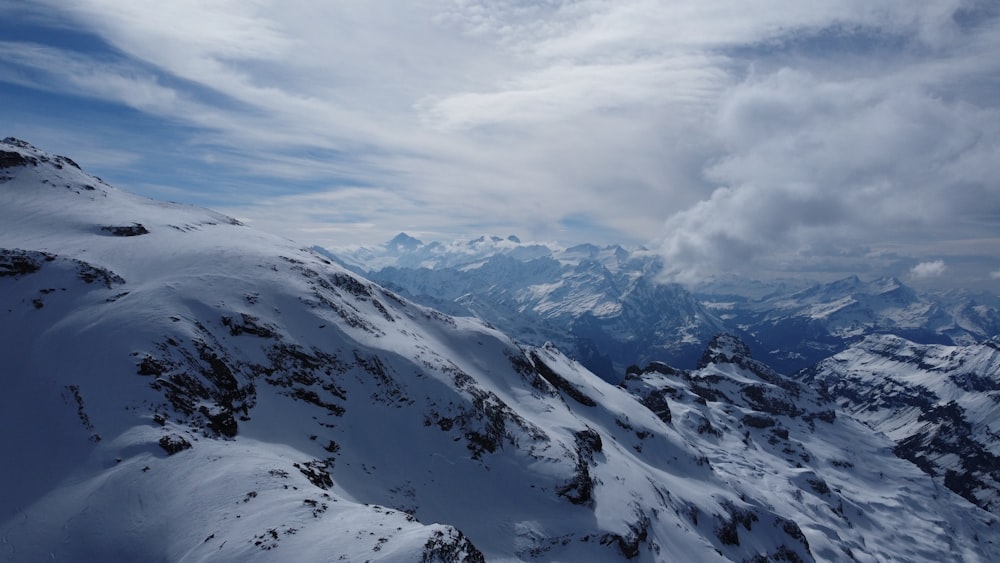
0;0;998;287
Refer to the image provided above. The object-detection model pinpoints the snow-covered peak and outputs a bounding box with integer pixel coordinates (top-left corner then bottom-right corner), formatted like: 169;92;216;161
696;272;996;373
386;231;423;252
331;231;655;274
698;333;753;365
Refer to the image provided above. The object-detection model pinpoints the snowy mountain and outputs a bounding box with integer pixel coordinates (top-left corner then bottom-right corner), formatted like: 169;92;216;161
698;275;1000;373
334;239;999;380
328;235;727;380
801;334;1000;514
2;138;999;561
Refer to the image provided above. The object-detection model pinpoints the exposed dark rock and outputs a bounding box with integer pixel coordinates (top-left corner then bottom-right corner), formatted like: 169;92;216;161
743;414;777;428
701;333;800;394
354;350;407;405
699;333;754;368
890;400;1000;510
746;545;808;563
147;336;257;438
420;529;485;563
0;249;53;277
557;428;602;505
714;503;759;547
638;387;673;424
806;478;831;496
802;410;836;425
137;356;166;376
158;434;192;455
697;416;723;437
76;260;126;288
101;223;150;237
531;351;597;407
600;512;650;559
689;382;730;403
508;349;552;393
741;384;803;417
293;459;334;489
779;516;809;548
0;149;37;168
202;406;238;438
290;387;345;416
222;313;277;338
64;384;98;441
331;272;373;299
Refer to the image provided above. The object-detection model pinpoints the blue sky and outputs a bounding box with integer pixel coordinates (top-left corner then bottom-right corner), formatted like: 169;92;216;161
1;1;999;289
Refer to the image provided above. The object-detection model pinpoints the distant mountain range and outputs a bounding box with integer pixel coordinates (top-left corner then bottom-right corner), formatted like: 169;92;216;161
329;234;1000;378
3;137;998;561
700;274;1000;373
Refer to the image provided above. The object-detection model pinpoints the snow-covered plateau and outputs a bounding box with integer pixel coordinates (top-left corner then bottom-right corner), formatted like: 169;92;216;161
2;138;998;561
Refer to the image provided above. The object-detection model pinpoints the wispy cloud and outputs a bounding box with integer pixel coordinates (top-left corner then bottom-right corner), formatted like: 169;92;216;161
0;41;179;111
1;1;998;288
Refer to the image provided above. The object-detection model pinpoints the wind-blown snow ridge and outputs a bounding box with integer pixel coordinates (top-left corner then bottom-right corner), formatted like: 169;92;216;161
1;138;998;561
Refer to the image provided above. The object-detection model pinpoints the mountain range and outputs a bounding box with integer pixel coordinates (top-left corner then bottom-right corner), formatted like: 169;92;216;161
330;234;1000;378
2;137;998;561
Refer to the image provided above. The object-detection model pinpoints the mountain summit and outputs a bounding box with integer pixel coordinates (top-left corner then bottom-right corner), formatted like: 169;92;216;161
2;138;998;561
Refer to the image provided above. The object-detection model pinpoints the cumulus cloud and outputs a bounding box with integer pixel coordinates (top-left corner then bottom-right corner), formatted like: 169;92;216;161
911;260;948;278
657;9;1000;283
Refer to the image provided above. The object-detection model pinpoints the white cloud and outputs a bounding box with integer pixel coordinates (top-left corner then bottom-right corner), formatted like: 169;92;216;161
657;25;1000;283
2;1;999;286
910;260;947;278
990;270;1000;280
0;41;180;112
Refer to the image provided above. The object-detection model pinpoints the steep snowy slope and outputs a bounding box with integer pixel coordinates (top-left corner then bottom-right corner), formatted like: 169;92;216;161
801;334;1000;514
623;334;1000;561
1;138;998;562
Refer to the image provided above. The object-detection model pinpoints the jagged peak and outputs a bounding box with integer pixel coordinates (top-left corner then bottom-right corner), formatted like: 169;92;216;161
698;333;753;368
1;137;82;171
564;243;600;256
836;274;863;286
2;137;38;150
857;332;911;349
386;232;423;251
623;360;682;380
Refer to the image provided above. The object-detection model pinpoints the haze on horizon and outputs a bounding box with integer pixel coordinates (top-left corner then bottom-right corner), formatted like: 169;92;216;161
0;1;998;289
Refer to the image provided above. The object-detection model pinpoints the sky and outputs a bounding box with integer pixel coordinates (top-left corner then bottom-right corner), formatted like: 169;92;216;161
1;0;998;289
